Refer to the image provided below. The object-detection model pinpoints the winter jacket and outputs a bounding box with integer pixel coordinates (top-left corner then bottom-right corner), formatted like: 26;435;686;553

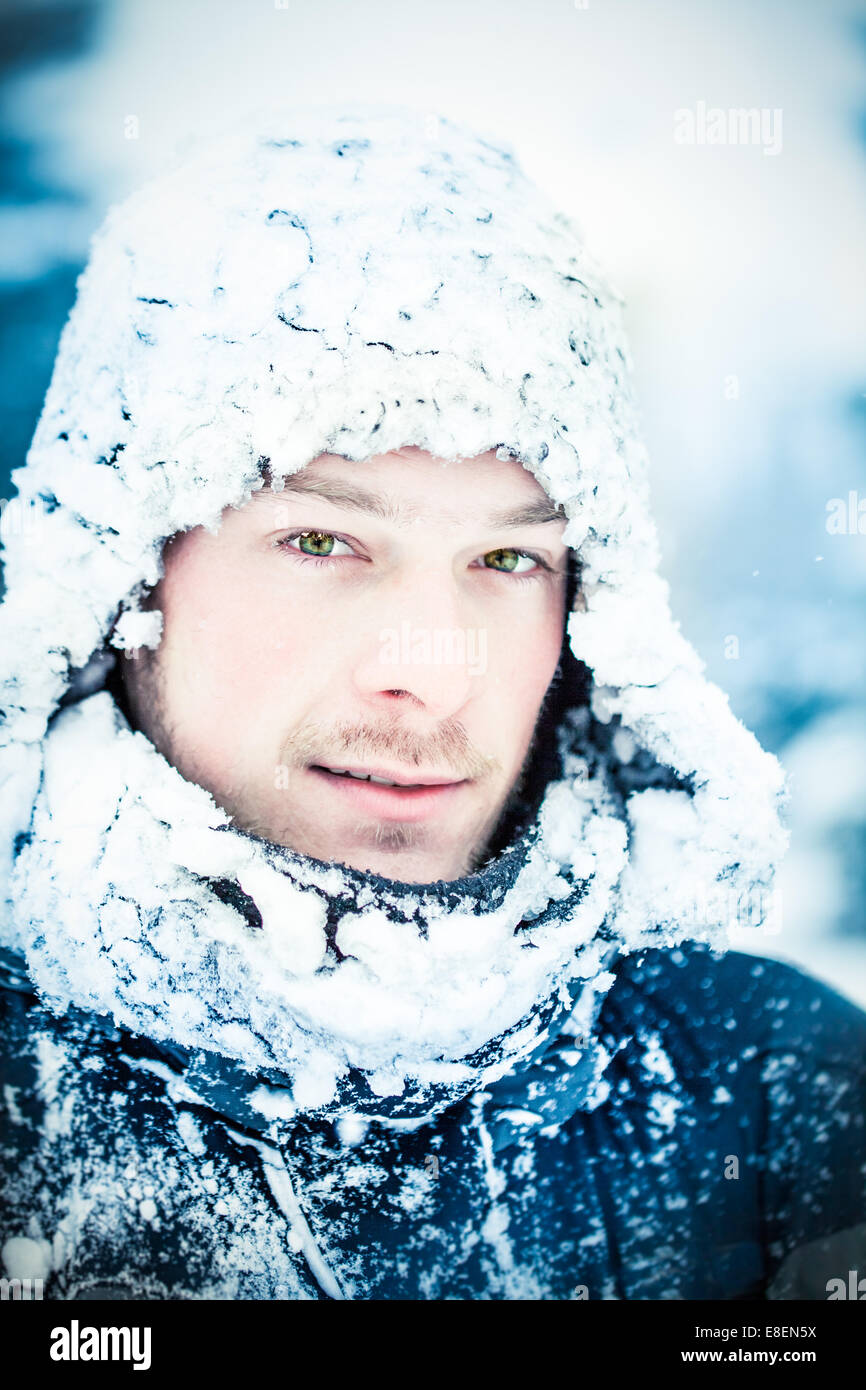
3;939;865;1300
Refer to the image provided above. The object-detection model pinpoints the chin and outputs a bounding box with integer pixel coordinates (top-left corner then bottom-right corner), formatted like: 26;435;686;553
349;853;467;885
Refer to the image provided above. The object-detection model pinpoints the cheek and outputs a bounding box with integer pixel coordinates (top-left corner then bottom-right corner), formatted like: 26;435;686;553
486;595;566;734
157;544;305;714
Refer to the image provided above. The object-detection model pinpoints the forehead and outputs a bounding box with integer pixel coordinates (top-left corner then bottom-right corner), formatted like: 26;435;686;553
249;448;565;530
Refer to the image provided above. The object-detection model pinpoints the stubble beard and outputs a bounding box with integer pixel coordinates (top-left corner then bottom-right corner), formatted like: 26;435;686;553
119;645;560;884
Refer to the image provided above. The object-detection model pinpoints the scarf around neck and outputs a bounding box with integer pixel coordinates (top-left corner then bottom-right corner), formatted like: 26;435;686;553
8;679;631;1122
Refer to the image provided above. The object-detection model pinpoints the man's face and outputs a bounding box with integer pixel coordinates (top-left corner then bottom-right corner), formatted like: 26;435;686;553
122;447;569;883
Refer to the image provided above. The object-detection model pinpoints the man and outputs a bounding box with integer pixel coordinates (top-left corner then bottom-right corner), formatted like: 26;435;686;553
0;104;864;1301
118;445;575;886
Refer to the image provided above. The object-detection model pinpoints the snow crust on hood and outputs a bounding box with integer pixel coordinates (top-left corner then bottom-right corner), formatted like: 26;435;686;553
0;102;789;1119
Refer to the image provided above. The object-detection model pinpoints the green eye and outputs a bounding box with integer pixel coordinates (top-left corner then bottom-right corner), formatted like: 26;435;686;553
296;531;337;556
484;548;522;572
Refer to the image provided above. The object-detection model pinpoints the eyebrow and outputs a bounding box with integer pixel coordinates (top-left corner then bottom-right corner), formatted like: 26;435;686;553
258;473;566;529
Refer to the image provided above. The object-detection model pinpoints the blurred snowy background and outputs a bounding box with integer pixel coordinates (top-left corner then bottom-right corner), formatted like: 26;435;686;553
1;0;863;1000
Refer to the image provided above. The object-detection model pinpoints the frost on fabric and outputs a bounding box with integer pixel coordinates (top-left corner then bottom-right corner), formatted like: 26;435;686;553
9;691;627;1114
0;103;790;1117
0;1018;319;1300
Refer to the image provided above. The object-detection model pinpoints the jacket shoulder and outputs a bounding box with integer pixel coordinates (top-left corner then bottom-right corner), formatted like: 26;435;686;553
603;941;866;1076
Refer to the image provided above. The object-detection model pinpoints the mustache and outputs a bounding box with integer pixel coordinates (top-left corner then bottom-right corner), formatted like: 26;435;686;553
279;717;501;781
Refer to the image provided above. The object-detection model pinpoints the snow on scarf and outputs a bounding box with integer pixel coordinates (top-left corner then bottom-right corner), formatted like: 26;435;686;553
0;102;789;1122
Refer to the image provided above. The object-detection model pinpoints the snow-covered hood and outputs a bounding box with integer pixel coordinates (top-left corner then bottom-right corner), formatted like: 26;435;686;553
0;103;789;1124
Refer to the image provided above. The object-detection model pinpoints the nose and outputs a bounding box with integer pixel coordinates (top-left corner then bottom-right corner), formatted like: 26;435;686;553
351;566;478;721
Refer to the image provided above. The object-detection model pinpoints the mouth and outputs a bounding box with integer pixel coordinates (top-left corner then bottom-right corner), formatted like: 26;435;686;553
306;764;470;821
311;763;459;788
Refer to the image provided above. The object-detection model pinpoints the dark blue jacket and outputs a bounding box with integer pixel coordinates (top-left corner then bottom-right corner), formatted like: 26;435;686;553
2;943;865;1300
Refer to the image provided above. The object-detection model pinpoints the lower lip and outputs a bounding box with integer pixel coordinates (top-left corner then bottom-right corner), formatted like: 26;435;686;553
307;766;469;822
